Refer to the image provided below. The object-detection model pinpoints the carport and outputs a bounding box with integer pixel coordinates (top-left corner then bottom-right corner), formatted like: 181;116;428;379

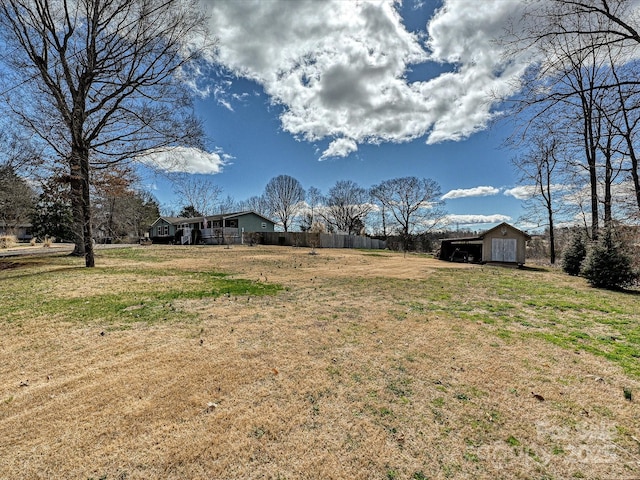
439;236;483;263
439;222;531;265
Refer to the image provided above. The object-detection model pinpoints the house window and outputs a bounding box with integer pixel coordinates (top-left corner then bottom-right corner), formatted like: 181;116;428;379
261;222;267;229
225;219;238;228
161;225;169;236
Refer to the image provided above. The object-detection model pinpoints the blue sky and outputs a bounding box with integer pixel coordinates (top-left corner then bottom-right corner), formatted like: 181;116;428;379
142;0;535;230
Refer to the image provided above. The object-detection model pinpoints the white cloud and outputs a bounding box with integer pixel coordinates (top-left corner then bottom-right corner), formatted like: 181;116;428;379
444;214;511;226
442;186;500;200
503;185;537;200
138;146;226;174
203;0;528;158
321;138;358;160
504;184;570;200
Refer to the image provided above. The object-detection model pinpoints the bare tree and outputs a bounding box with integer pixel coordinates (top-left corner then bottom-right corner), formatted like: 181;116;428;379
217;195;238;214
0;0;212;266
599;54;640;215
263;175;305;232
239;195;269;217
0;129;41;172
370;176;445;250
172;175;222;217
321;180;373;235
511;0;640;234
511;6;620;238
532;1;640;48
511;125;567;264
306;186;323;228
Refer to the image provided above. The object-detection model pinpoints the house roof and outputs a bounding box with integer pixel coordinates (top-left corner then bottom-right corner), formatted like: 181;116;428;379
212;211;274;224
0;221;32;228
150;211;275;228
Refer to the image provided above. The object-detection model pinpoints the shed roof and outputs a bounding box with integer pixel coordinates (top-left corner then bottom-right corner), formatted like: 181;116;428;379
482;222;532;240
441;222;531;243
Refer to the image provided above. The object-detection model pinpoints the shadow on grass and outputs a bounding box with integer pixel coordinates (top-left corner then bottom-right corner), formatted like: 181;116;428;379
0;257;84;281
518;265;550;272
596;285;640;296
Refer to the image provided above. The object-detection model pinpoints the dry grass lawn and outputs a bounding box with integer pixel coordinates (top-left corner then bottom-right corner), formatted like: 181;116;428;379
1;245;639;479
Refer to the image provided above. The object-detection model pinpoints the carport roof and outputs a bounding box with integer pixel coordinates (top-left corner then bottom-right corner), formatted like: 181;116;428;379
439;236;483;243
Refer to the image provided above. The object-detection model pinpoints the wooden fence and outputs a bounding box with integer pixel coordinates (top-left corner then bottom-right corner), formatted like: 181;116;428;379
255;232;386;250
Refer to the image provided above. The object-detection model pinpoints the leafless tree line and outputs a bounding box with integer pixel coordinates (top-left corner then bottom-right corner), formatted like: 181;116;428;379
0;0;213;266
172;173;447;242
509;0;640;258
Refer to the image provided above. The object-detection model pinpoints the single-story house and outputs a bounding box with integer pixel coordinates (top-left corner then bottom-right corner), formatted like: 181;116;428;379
439;222;532;266
0;222;33;241
149;211;275;245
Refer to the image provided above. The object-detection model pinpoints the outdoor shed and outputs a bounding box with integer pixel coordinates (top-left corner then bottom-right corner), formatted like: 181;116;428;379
439;222;532;265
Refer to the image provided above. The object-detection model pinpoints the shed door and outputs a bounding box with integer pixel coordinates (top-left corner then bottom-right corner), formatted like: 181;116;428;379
491;238;517;262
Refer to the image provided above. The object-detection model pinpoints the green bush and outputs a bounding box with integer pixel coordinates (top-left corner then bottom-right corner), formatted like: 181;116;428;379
581;229;638;290
561;231;587;276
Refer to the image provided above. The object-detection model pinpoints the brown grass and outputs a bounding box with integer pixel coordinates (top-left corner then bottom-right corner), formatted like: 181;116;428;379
1;245;639;479
0;235;18;249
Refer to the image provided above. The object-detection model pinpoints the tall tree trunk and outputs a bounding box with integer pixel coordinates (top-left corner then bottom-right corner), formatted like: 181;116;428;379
548;215;556;264
544;165;556;264
381;204;387;237
69;158;85;257
81;151;95;268
70;145;95;267
588;157;599;239
621;129;640;214
582;106;600;239
603;136;613;227
631;152;640;214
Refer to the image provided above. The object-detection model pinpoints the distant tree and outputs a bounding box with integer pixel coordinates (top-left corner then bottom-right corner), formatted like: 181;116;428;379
92;165;135;240
0;0;212;266
581;227;638;289
263;175;305;232
299;213;313;232
218;195;239;214
178;205;203;218
371;176;445;250
172;176;222;216
322;180;373;235
31;174;74;242
92;167;160;240
306;186;323;227
127;190;161;238
239;195;269;216
0;164;36;235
